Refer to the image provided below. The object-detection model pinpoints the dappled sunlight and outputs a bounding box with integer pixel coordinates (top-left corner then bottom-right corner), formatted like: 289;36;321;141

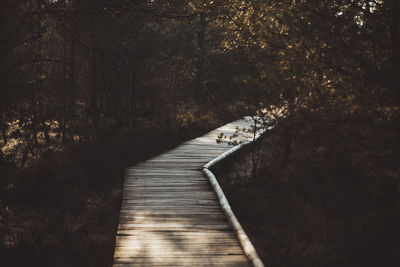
1;119;64;165
114;215;245;265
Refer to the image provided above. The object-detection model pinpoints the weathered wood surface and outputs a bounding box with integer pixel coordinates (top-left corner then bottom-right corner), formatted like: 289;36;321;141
113;117;255;266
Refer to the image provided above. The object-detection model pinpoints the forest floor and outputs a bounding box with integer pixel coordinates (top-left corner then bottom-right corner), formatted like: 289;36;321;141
0;110;238;267
213;119;400;267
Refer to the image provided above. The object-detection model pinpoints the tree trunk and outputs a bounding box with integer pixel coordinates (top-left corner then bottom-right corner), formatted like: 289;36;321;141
127;53;135;127
284;80;295;162
38;98;51;144
29;1;39;149
86;47;98;133
68;35;76;141
0;109;7;144
0;146;3;166
388;0;400;69
196;12;206;101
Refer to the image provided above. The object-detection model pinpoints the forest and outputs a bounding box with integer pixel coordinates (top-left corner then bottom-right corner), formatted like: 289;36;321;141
1;0;399;266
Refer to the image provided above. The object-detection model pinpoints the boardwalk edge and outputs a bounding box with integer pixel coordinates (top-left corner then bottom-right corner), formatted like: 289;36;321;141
202;124;272;267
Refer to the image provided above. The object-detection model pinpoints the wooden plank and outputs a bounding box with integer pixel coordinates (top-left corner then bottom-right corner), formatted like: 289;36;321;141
121;190;213;194
120;205;221;210
121;192;217;198
120;198;218;204
113;255;249;265
118;211;224;216
118;225;231;231
118;218;228;223
114;240;238;246
114;250;245;257
114;235;242;241
125;177;206;181
126;170;201;175
115;231;238;238
116;229;234;235
114;264;250;267
122;186;212;191
120;213;225;222
123;182;210;187
119;207;223;212
114;246;243;253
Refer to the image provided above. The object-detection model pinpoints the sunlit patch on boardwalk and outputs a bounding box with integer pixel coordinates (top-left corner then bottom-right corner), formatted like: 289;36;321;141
113;117;257;266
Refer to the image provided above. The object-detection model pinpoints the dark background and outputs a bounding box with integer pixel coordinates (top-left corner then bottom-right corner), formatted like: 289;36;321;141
1;1;399;266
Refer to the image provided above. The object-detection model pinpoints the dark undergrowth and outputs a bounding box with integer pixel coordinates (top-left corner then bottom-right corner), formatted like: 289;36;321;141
0;109;237;267
213;112;400;267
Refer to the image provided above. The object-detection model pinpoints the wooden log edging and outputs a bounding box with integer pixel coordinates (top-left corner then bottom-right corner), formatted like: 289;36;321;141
202;125;274;267
202;168;264;267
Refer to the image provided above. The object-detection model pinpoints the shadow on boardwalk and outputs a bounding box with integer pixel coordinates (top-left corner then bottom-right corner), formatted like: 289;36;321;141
113;117;257;266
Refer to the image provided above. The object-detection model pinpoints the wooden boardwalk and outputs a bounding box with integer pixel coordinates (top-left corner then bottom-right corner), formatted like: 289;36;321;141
113;117;258;266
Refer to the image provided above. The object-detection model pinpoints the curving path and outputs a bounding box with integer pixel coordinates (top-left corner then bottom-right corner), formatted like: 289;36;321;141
113;117;262;266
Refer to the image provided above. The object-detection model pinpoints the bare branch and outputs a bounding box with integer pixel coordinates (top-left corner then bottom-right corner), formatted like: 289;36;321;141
2;58;71;72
